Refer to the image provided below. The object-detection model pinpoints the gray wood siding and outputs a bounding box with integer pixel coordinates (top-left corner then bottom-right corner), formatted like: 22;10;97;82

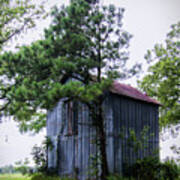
47;94;159;179
111;94;159;171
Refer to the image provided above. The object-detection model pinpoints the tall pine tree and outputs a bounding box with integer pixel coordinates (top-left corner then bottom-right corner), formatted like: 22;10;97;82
0;0;139;178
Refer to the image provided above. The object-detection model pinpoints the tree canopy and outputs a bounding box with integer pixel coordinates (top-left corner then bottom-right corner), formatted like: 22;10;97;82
139;22;180;128
0;0;45;51
0;0;139;133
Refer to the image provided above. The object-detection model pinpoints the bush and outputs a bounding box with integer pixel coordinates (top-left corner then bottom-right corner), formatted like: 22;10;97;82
31;137;55;174
126;156;180;180
160;160;180;180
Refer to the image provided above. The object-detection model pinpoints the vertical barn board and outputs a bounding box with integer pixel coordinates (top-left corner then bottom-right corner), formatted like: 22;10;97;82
148;105;151;156
127;100;131;165
146;103;151;157
150;105;154;154
81;106;86;180
137;102;143;160
58;136;73;175
110;95;117;173
152;105;157;155
128;99;133;165
135;101;140;161
77;103;83;179
112;95;118;172
142;103;146;158
131;100;136;164
88;110;97;179
151;106;155;154
81;105;87;180
84;106;90;179
47;103;60;168
58;136;63;174
53;106;57;136
56;100;63;134
153;106;158;155
114;95;122;173
47;109;53;167
67;136;74;175
155;106;159;155
51;136;57;168
119;96;126;171
104;96;114;173
74;134;78;172
140;102;145;159
123;97;128;167
87;109;91;179
126;99;130;164
142;102;148;158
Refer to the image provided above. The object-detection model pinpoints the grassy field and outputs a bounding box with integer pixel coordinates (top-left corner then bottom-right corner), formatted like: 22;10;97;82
0;174;30;180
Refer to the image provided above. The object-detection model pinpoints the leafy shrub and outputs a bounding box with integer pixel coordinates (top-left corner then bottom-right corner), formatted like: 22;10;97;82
160;160;180;180
126;156;180;180
31;136;55;174
31;145;47;172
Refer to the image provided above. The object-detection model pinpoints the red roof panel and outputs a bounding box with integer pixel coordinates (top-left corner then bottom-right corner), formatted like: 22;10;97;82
110;81;161;105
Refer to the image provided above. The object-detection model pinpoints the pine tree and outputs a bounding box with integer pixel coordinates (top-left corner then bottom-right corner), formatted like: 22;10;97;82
0;0;139;178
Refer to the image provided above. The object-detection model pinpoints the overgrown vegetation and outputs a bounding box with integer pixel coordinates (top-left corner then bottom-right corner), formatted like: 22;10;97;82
124;157;180;180
1;157;179;180
27;157;180;180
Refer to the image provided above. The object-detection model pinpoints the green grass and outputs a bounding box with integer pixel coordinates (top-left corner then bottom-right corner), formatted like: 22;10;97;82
0;174;30;180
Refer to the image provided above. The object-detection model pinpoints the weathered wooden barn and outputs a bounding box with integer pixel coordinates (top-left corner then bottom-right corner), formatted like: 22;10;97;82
47;81;160;179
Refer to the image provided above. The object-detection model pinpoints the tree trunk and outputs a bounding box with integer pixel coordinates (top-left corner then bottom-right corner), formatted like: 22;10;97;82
88;101;109;179
96;104;109;180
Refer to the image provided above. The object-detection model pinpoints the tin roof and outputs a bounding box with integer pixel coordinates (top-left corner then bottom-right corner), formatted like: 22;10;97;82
110;81;161;105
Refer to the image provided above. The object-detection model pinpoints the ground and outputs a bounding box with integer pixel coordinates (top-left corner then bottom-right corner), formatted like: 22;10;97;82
0;174;30;180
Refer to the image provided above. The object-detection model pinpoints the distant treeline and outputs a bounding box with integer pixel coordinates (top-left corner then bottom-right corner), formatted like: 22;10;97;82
0;165;16;174
0;164;35;175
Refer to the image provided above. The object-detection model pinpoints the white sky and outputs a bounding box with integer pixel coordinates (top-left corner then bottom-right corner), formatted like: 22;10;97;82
0;0;180;167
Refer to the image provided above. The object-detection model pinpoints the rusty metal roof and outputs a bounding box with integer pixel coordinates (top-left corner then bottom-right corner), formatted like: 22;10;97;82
110;81;161;105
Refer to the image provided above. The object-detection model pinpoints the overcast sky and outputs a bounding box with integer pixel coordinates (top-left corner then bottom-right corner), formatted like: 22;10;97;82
0;0;180;167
